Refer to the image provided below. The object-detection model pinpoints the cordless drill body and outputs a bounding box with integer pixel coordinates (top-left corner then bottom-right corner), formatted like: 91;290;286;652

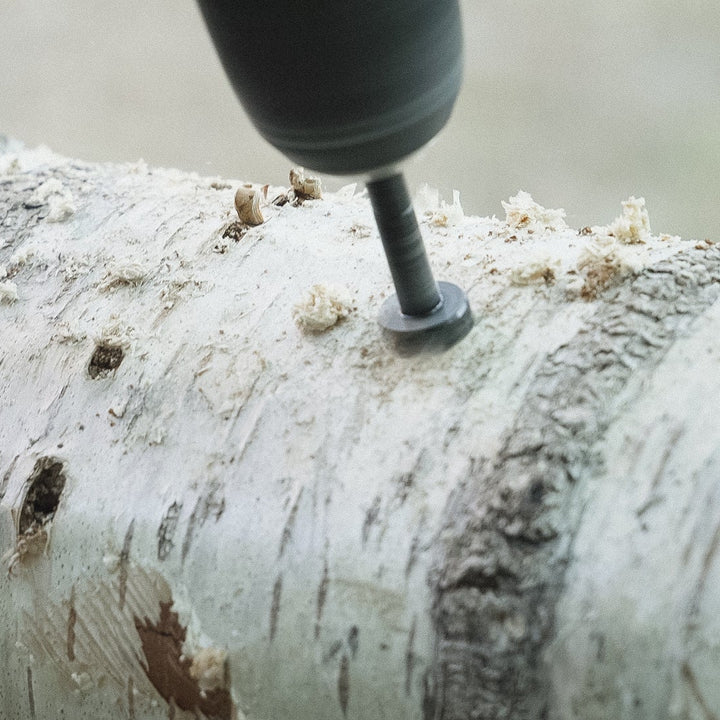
196;1;463;174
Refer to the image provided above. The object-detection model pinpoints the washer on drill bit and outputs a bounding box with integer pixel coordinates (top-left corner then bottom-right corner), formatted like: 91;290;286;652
367;173;473;354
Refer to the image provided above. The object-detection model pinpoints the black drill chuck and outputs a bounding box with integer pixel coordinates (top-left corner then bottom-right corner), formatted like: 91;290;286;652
197;0;473;352
196;0;463;174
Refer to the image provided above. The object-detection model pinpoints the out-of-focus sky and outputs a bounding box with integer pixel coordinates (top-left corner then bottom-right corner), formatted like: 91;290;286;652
1;0;718;238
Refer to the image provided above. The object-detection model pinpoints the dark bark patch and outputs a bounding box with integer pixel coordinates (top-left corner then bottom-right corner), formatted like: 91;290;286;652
19;457;66;534
278;487;304;559
26;667;36;720
323;639;343;663
393;472;414;504
405;618;417;696
338;653;350;716
181;489;225;564
128;677;136;720
269;575;283;642
134;601;233;720
347;625;359;658
405;531;420;579
222;221;249;243
67;592;77;661
88;343;124;379
7;458;66;571
119;518;135;610
315;560;329;640
361;495;382;547
157;502;182;561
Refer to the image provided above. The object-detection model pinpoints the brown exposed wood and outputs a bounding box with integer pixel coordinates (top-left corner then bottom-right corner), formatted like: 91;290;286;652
134;601;233;720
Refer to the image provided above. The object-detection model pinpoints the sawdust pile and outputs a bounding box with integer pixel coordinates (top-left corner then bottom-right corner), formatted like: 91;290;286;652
189;647;229;693
293;284;353;332
502;191;567;235
592;196;651;245
510;251;561;286
27;178;76;222
415;185;465;227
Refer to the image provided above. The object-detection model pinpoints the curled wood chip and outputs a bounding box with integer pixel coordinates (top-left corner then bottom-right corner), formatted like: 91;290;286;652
234;185;264;226
289;167;322;200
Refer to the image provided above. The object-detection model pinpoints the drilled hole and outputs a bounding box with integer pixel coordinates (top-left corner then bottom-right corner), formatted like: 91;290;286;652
2;458;66;574
19;458;66;534
88;343;124;379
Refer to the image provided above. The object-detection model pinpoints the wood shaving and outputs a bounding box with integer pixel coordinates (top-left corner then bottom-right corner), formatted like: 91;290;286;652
592;196;651;245
26;178;76;222
415;185;465;227
502;191;567;234
101;261;148;290
293;284;353;332
290;167;322;200
429;190;464;227
574;237;638;300
234;185;264;226
189;647;228;693
95;316;135;349
511;251;560;286
2;523;48;576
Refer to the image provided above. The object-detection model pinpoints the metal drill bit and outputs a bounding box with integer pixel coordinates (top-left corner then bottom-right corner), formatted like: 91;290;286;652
367;173;473;355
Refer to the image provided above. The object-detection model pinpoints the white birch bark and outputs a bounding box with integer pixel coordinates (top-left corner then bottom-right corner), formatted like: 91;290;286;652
1;142;720;720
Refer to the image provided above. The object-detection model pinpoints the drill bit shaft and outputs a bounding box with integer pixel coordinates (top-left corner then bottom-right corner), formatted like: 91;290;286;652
366;173;442;317
366;173;473;354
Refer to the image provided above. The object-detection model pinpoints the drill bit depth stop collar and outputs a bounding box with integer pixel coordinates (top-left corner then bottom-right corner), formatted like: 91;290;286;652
367;173;473;354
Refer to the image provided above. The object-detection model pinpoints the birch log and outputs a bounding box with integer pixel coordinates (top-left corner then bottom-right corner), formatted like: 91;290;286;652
1;142;720;720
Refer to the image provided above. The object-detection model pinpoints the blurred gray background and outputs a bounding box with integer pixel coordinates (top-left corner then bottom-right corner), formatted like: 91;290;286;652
1;1;718;238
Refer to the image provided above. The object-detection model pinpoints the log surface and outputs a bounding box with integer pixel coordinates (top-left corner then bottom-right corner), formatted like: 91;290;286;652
1;143;720;720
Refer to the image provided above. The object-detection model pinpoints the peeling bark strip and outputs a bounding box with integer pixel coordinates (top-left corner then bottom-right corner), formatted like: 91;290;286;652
429;245;720;719
134;601;233;720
